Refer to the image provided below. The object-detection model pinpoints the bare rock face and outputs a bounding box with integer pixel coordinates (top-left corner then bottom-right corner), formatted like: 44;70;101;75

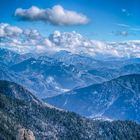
16;128;35;140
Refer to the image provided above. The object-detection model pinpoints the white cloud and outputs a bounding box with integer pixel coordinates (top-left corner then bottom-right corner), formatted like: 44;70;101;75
15;5;89;26
0;23;50;53
1;23;140;58
0;23;22;37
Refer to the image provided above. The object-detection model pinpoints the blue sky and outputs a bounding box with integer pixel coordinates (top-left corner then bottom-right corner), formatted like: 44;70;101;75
0;0;140;41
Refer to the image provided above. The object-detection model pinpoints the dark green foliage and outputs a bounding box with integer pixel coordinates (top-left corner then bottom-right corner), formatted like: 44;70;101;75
0;80;140;140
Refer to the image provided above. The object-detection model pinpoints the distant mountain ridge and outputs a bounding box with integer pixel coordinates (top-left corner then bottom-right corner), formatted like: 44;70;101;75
1;48;140;98
10;56;97;97
45;74;140;123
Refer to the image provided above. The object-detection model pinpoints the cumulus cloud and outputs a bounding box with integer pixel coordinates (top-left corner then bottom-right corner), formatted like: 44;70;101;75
0;23;22;37
0;23;54;53
1;23;140;58
15;5;89;26
49;31;140;58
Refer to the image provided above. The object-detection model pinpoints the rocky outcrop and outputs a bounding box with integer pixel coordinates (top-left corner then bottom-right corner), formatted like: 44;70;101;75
16;129;35;140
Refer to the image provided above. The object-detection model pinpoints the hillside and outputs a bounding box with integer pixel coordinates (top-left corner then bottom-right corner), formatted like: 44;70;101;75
0;80;140;140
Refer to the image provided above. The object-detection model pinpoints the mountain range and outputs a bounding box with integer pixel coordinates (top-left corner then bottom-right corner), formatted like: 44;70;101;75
1;48;140;129
1;48;140;98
